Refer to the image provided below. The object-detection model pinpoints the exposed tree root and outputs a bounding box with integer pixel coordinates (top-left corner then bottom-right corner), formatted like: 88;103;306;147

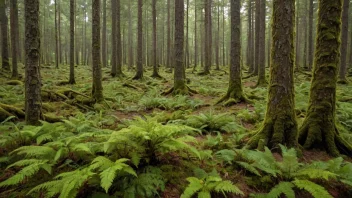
162;86;197;96
43;114;63;123
252;80;268;89
197;70;210;76
122;83;141;90
299;116;352;157
150;72;163;79
243;73;257;79
339;97;352;102
0;103;25;118
337;78;349;85
216;92;251;106
247;118;298;151
4;80;23;86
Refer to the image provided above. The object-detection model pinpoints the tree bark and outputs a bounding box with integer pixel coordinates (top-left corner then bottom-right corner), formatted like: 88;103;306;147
92;0;104;102
338;0;349;83
128;0;133;69
201;0;212;75
257;0;266;86
193;0;198;72
55;0;59;68
102;0;107;68
295;0;300;70
253;0;260;76
151;0;161;78
247;0;253;72
10;0;19;79
248;0;298;150
133;0;143;79
25;0;42;125
0;0;10;71
167;0;171;69
299;0;352;157
307;0;314;70
217;0;247;106
69;0;75;84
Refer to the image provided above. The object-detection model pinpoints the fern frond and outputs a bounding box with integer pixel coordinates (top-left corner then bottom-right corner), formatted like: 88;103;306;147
214;180;244;196
180;177;203;198
293;179;333;198
197;191;211;198
236;161;261;176
11;145;56;159
294;168;337;180
260;182;295;198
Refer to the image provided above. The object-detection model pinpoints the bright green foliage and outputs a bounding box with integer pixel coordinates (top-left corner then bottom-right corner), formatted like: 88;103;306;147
139;94;203;110
28;167;96;198
90;157;137;193
181;169;244;198
123;166;165;198
251;182;295;198
104;116;200;163
293;179;333;198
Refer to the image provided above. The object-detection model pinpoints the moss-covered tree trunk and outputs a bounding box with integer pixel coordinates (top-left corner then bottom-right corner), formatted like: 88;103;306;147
253;0;260;76
248;0;298;150
92;0;104;102
299;0;352;157
0;0;10;71
69;0;75;84
10;0;19;79
102;0;107;68
111;0;117;76
338;0;349;84
116;0;123;76
25;0;42;125
256;0;266;86
133;0;144;80
217;0;247;106
247;0;253;73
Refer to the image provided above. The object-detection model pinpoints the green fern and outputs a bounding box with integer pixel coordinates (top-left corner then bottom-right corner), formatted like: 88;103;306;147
90;156;137;193
293;179;333;198
181;170;244;198
251;182;295;198
28;167;96;198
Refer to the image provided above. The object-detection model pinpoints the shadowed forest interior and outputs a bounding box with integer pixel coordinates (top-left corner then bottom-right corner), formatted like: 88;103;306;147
0;0;352;197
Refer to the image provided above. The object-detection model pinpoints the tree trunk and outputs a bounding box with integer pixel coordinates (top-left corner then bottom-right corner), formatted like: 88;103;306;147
215;3;220;70
253;0;260;76
58;0;62;64
69;0;75;84
201;0;212;75
151;0;161;78
133;0;143;79
102;0;107;68
167;0;171;69
54;0;59;68
128;0;133;69
299;0;352;157
111;0;117;76
193;0;198;72
248;0;298;150
116;0;123;76
295;0;300;70
185;0;190;69
257;0;266;86
10;0;19;79
0;0;10;70
217;0;247;106
25;0;42;125
247;0;253;72
307;0;314;70
173;0;188;94
338;0;349;83
92;0;103;102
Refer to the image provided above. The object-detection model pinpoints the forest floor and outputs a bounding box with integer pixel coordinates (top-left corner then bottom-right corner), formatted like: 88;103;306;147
0;65;352;198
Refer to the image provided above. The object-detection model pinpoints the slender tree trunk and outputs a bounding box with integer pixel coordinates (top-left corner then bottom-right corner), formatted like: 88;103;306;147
299;0;352;157
295;0;300;70
215;3;220;70
302;0;308;68
338;0;349;83
253;0;260;76
25;0;42;125
151;0;161;78
223;0;226;67
257;0;266;86
58;0;62;64
307;0;314;70
247;0;253;72
111;0;117;76
102;0;107;68
54;0;59;68
116;0;123;76
185;0;190;69
249;0;297;150
217;0;247;106
92;0;103;102
201;0;212;75
0;0;10;70
128;0;133;69
133;0;143;79
69;0;75;84
193;0;198;72
10;0;19;79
